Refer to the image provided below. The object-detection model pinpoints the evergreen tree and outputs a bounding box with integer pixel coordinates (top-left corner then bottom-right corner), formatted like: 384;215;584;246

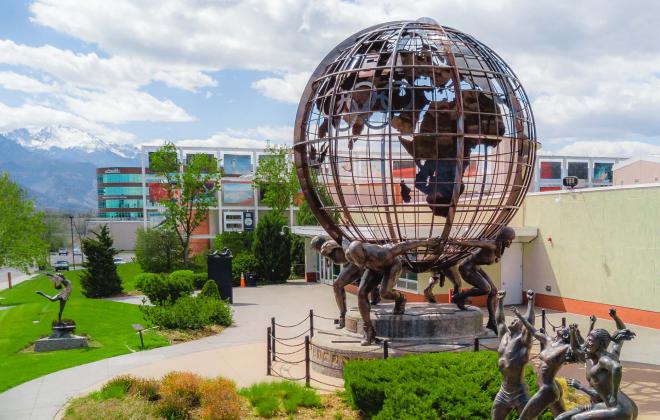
80;225;122;297
252;212;291;283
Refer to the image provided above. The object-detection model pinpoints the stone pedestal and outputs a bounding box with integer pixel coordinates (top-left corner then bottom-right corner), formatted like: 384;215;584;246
34;321;88;352
311;303;494;378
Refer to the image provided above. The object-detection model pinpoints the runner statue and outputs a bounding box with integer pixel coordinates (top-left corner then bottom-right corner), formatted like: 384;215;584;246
36;273;72;324
310;236;380;329
423;263;462;305
511;306;569;418
492;289;536;420
557;308;638;420
447;227;516;333
345;237;441;345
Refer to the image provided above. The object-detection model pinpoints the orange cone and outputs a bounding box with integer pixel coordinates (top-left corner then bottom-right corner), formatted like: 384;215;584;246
240;272;246;288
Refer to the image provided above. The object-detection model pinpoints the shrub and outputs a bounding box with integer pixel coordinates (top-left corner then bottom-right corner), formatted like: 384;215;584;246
240;381;321;417
136;272;193;306
192;272;209;289
214;231;255;257
290;235;305;278
80;225;123;297
158;372;203;419
200;280;220;299
188;252;208;274
252;212;291;284
97;375;134;400
128;378;160;402
141;296;232;329
231;253;259;286
135;227;182;273
199;377;242;420
343;351;552;419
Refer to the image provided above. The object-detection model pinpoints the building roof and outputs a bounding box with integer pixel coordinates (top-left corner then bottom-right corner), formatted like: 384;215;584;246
612;155;660;171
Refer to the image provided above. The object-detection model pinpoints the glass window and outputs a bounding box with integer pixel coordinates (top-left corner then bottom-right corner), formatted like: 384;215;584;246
223;154;252;176
540;161;561;180
395;272;418;292
593;162;613;184
98;186;145;196
98;173;143;183
99;199;143;209
567;162;588;180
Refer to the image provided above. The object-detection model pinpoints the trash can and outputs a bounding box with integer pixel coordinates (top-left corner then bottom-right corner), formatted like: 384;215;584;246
246;272;257;287
208;248;233;303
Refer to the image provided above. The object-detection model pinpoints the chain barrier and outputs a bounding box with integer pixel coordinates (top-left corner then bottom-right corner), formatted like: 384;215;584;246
274;315;310;328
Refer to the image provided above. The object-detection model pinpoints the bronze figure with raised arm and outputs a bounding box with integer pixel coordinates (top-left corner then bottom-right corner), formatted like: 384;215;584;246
310;235;380;329
345;237;441;345
511;306;569;418
492;289;535;420
447;227;516;333
36;273;72;324
557;308;638;420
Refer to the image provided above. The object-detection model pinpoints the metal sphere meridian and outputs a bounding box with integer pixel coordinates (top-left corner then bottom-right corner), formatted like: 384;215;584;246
294;19;538;272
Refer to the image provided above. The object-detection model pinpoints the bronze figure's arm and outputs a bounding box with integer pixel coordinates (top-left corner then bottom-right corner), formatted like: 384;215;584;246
568;323;586;362
388;238;437;256
447;238;496;250
524;290;535;325
495;290;508;338
608;308;636;358
567;378;601;401
512;306;548;346
589;314;597;333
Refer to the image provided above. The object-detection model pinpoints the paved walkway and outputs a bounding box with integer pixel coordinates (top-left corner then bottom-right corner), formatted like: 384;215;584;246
1;282;659;419
0;267;35;292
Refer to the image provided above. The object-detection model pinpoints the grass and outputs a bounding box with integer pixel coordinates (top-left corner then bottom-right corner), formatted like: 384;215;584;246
239;381;322;417
0;268;169;392
116;262;144;294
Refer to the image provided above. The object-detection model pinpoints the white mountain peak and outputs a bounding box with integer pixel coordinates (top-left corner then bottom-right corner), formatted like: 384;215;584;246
4;126;138;159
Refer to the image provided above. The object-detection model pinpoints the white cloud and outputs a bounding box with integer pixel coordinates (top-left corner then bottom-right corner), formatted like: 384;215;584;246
252;72;310;104
547;140;660;158
0;71;57;93
151;125;294;149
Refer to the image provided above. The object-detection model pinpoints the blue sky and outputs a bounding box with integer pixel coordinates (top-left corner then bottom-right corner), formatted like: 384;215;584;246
0;0;658;156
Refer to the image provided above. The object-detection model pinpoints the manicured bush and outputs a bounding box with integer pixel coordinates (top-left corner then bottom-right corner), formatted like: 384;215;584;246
200;280;220;299
252;212;291;284
135;227;182;273
231;253;259;286
80;225;123;297
239;381;321;417
192;272;209;289
188;252;208;274
141;296;232;329
214;230;255;257
343;351;552;419
136;272;193;306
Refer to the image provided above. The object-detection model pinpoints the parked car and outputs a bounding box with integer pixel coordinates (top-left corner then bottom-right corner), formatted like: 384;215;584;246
58;248;68;256
54;260;70;271
73;246;82;256
113;257;126;265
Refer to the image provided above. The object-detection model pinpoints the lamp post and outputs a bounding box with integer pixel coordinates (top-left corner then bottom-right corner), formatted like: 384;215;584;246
69;215;76;270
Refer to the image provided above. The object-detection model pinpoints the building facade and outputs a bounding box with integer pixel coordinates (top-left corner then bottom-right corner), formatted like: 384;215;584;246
613;156;660;185
96;167;144;219
531;155;625;192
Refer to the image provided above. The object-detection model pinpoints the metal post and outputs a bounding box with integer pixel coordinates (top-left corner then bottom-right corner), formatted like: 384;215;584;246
69;215;76;270
473;337;480;352
309;309;314;338
539;328;546;351
138;330;144;349
271;317;276;361
561;317;566;328
7;272;12;289
266;327;272;376
305;336;310;387
541;309;546;332
383;340;389;359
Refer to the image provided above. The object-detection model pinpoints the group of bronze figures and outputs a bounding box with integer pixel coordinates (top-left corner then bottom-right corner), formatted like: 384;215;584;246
311;226;516;345
493;291;637;419
312;229;638;419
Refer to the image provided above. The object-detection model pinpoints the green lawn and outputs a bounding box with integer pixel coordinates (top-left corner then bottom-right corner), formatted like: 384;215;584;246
0;267;169;392
116;262;144;293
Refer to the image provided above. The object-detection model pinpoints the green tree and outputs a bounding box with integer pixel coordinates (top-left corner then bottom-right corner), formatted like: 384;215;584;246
0;172;47;271
213;230;254;256
80;225;122;297
135;227;183;273
41;213;66;252
149;143;222;267
253;145;299;216
252;212;291;283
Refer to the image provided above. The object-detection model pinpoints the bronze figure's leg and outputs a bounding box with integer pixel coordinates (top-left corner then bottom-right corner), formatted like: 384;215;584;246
358;270;382;346
333;263;361;329
423;275;439;303
519;386;559;420
555;405;590;420
369;286;381;305
379;258;406;315
491;401;513;420
457;260;497;331
58;299;65;323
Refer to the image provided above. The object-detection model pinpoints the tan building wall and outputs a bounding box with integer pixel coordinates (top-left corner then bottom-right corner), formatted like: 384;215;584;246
511;185;660;326
613;160;660;185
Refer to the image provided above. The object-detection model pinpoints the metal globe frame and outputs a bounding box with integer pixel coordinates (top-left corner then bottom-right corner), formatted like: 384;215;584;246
294;19;538;272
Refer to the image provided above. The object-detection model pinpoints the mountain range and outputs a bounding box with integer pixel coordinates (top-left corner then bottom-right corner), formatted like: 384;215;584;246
0;126;139;213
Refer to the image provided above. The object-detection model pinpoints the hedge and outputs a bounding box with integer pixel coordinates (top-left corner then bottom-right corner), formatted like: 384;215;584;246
343;351;552;419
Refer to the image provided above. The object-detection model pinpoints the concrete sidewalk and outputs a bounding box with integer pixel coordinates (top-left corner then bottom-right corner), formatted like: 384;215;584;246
1;282;659;419
0;267;35;292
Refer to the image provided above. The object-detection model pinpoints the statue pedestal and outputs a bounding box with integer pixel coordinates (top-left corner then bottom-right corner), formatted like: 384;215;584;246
311;303;494;378
34;321;88;352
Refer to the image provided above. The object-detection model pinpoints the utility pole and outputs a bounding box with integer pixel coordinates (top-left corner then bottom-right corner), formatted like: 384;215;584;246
69;215;76;270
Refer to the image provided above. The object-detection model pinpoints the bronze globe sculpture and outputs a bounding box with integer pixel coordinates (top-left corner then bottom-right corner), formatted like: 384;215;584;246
294;18;538;272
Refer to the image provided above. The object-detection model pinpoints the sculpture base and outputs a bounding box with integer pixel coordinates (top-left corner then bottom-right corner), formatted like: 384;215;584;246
34;335;88;352
311;303;494;378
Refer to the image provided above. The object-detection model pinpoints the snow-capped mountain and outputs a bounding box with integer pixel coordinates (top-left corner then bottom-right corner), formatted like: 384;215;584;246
4;126;139;166
0;126;141;212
